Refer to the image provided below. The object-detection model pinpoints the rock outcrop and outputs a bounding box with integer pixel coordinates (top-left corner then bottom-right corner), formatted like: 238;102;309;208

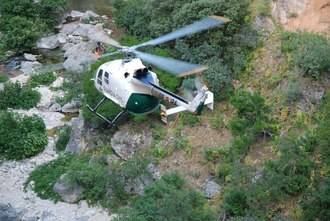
65;114;86;154
53;174;84;203
111;126;153;160
202;179;221;199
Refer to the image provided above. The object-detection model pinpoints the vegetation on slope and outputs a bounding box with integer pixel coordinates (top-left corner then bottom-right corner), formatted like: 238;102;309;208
0;111;48;160
0;0;67;56
0;82;41;110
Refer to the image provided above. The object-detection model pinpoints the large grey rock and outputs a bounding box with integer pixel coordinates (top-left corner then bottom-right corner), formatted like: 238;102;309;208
124;174;154;196
63;41;97;73
49;103;62;112
37;35;61;49
20;61;42;75
81;10;100;22
24;53;38;62
62;100;81;113
0;203;22;221
53;174;84;203
65;115;85;154
0;83;4;92
202;179;221;199
111;127;153;160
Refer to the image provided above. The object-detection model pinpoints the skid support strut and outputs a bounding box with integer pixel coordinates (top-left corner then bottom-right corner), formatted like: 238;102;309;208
87;97;127;127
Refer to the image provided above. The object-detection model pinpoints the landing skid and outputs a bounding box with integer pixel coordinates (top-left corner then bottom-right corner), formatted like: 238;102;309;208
87;97;127;127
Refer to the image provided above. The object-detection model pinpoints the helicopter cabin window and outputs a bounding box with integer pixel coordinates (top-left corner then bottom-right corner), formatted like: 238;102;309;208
104;72;109;84
97;69;103;85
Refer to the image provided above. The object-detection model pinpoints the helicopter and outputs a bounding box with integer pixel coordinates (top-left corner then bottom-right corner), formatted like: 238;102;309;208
87;16;230;126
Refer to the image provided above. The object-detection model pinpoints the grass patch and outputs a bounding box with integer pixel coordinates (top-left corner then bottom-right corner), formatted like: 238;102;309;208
28;72;56;88
0;74;9;83
56;126;72;152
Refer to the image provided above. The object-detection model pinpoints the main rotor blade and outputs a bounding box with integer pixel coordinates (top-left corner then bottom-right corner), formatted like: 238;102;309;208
106;39;123;49
132;16;230;50
100;51;120;58
133;50;207;77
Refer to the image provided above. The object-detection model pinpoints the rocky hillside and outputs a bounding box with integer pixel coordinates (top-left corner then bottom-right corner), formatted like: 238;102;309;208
0;0;329;221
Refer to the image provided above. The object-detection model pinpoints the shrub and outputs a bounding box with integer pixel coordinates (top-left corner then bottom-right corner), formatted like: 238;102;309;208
0;0;67;53
281;32;330;78
0;74;9;83
115;173;216;221
285;80;302;104
255;0;271;16
0;111;48;160
204;60;233;99
223;187;248;217
301;177;330;221
0;82;40;110
28;72;56;88
55;126;72;152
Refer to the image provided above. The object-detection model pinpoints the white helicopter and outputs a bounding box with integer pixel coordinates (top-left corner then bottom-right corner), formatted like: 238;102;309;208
87;16;230;126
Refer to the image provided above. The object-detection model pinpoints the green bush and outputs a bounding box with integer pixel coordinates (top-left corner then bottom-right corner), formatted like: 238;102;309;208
0;82;40;110
223;187;248;217
55;126;72;152
0;111;48;160
301;177;330;221
282;32;330;78
28;72;56;88
115;173;216;221
0;0;67;53
285;81;302;104
0;74;9;83
255;0;271;16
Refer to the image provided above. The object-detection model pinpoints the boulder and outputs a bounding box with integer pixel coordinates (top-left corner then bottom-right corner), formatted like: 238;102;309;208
10;74;30;85
70;10;85;20
124;174;154;196
51;76;64;88
147;163;161;180
37;35;61;49
20;61;42;75
63;41;97;74
0;203;22;221
62;100;81;113
23;53;38;62
65;115;85;154
49;103;62;112
0;83;4;92
53;174;84;203
202;179;221;199
111;127;153;160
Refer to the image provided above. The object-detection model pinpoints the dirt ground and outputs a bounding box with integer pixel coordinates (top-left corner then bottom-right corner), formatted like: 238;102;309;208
286;0;330;34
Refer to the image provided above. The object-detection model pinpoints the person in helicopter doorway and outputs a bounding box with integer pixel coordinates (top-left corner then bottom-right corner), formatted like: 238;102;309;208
94;41;106;58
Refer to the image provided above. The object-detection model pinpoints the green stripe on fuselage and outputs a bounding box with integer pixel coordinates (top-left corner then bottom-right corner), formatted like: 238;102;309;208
126;93;160;114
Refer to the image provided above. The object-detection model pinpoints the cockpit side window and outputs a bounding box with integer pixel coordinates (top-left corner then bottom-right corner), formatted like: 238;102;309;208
104;72;109;84
97;69;103;85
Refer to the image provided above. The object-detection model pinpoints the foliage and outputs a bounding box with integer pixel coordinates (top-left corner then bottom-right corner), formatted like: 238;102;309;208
285;80;302;104
281;32;330;79
0;16;47;53
0;74;9;83
0;0;67;53
115;173;216;221
223;187;248;217
82;60;122;127
255;0;271;16
204;60;233;99
55;126;72;152
28;72;56;88
25;155;74;201
0;82;40;110
301;177;330;221
0;111;48;160
27;154;151;208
